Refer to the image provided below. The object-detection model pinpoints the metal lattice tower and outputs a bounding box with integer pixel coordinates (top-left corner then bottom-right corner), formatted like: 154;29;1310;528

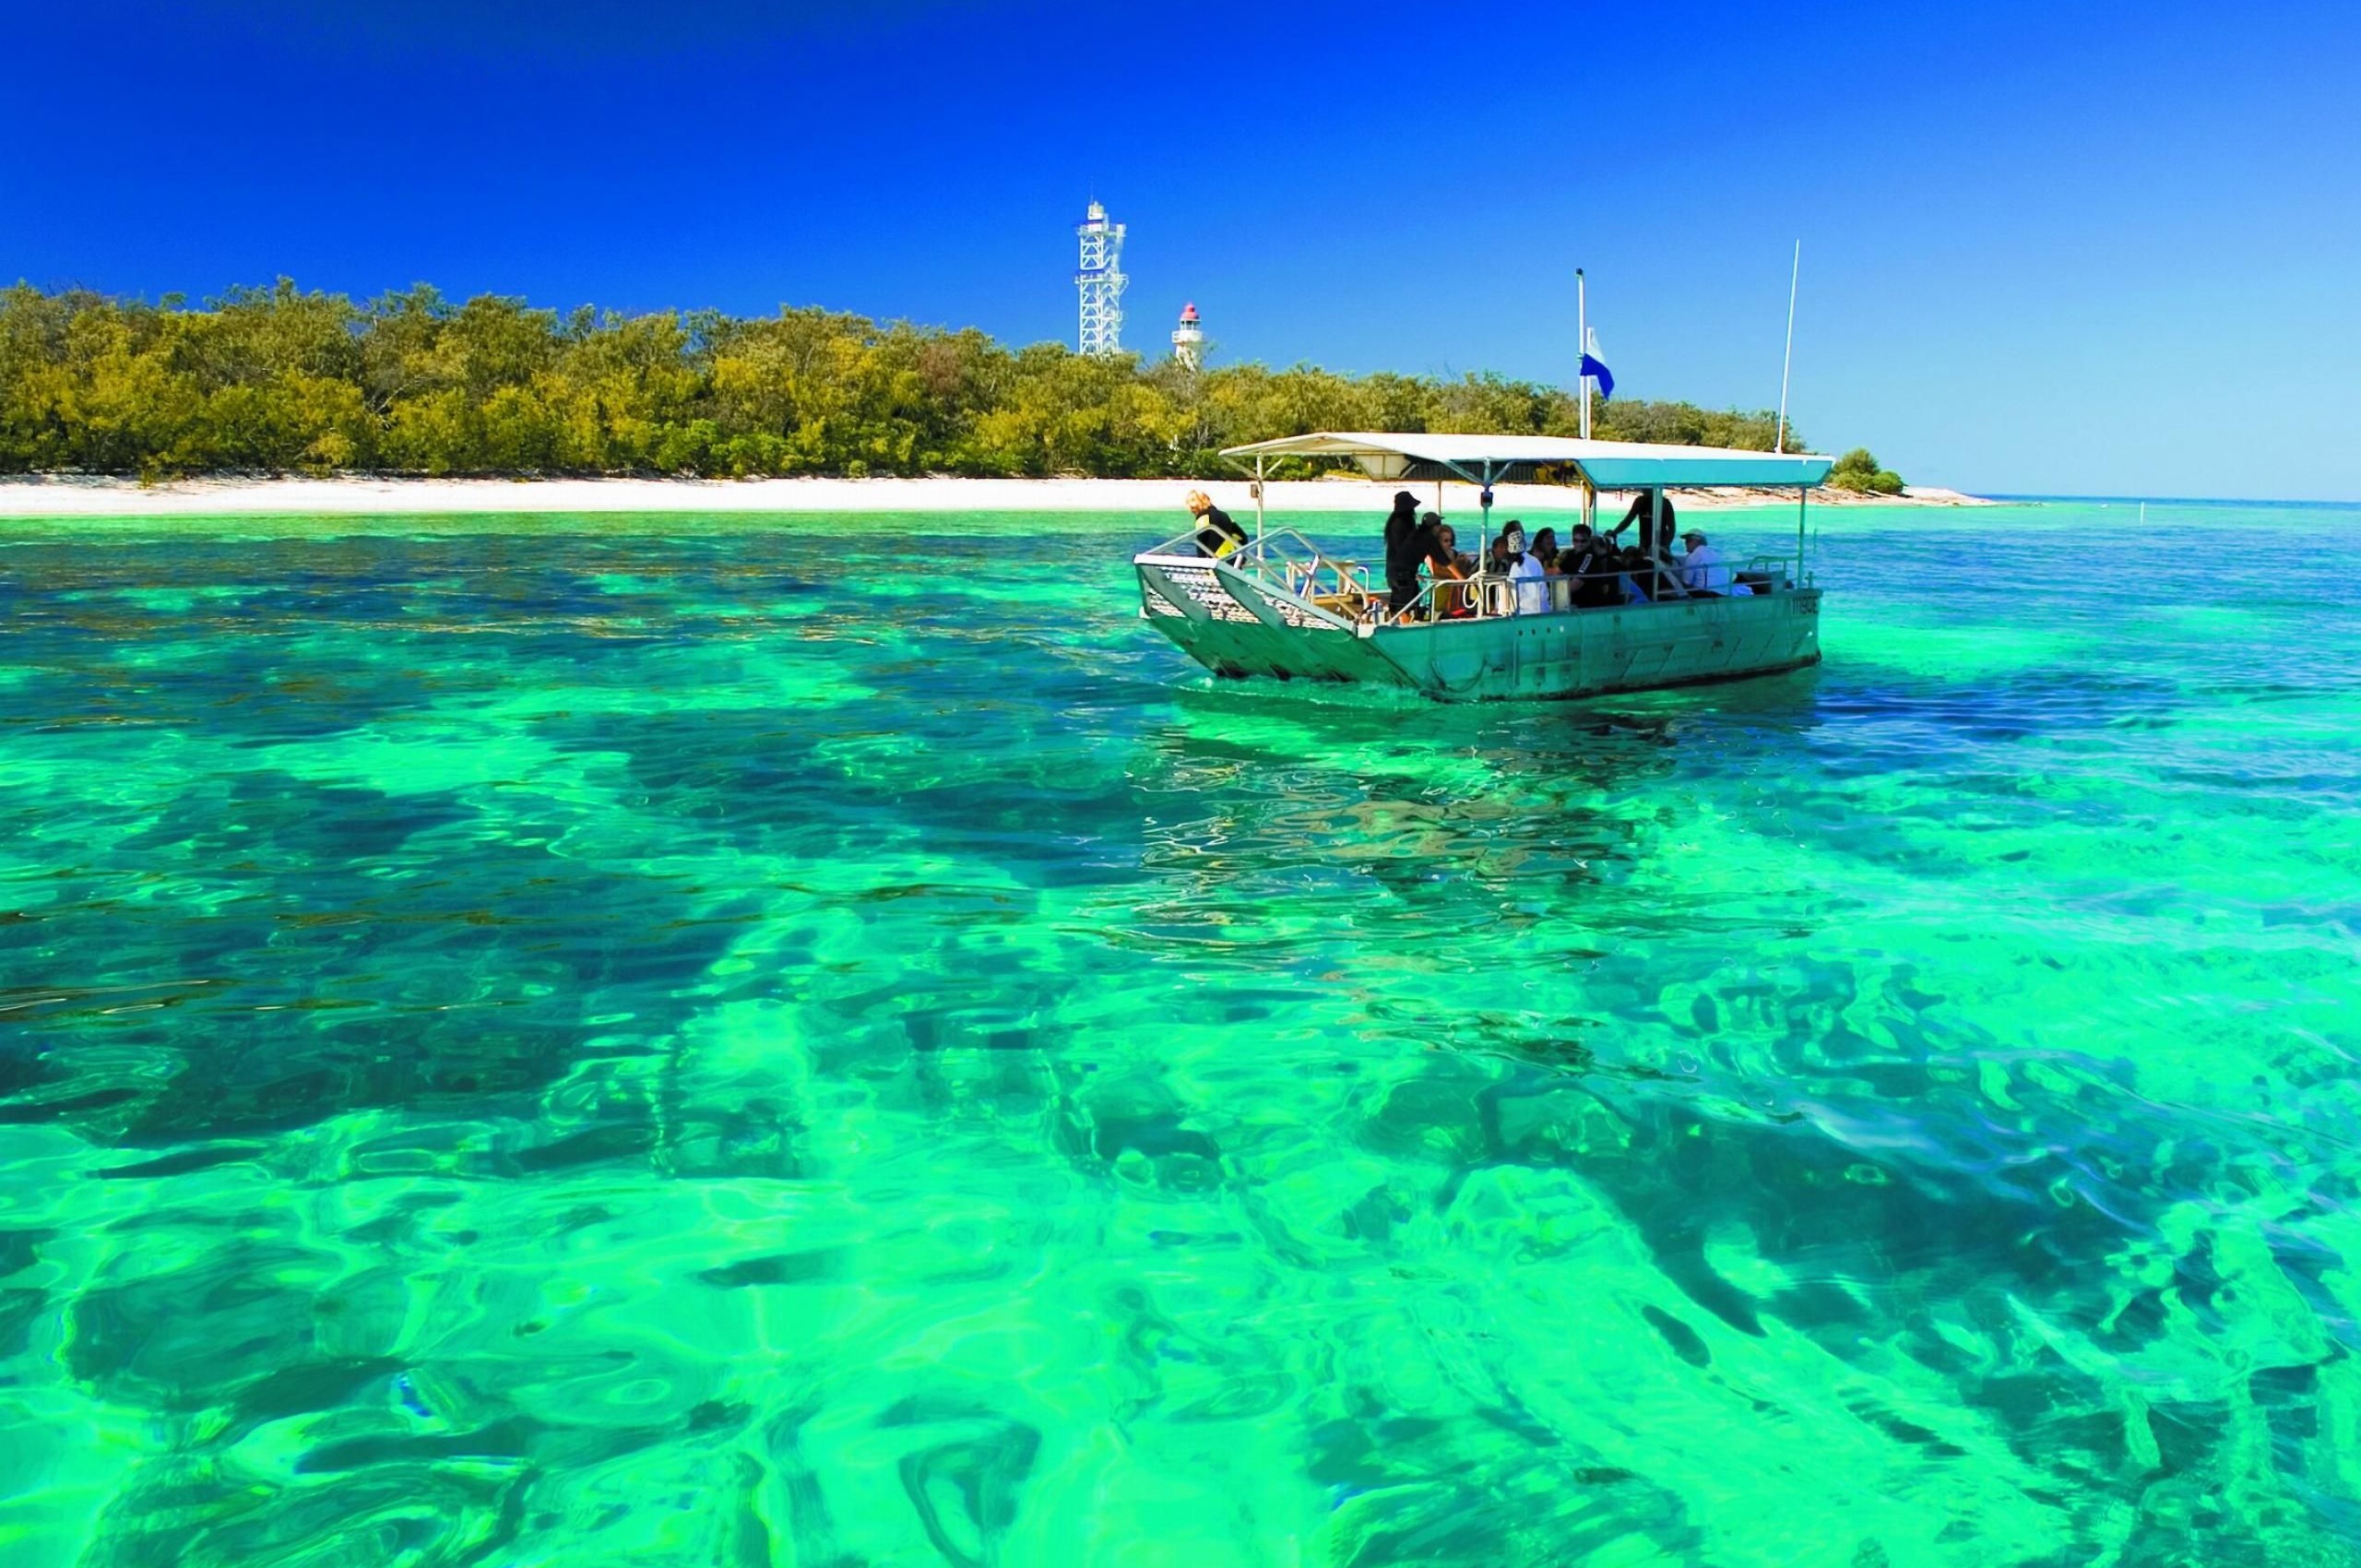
1075;201;1127;356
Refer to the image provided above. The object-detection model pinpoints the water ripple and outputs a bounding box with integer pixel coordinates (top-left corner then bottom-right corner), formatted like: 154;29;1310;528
3;505;2359;1565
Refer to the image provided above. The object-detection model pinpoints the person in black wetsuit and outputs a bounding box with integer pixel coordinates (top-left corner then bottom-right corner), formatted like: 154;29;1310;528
1382;490;1423;612
1185;491;1247;558
1613;488;1677;557
1562;523;1619;608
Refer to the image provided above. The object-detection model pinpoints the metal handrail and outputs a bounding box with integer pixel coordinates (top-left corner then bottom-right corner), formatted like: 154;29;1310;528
1146;526;1807;630
1233;529;1375;610
1370;552;1807;628
1144;525;1210;556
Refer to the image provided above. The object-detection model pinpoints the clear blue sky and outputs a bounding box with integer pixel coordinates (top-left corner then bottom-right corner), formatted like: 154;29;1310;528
5;0;2355;498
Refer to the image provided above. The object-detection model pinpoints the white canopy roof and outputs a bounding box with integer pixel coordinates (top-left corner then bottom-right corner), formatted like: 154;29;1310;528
1220;432;1833;489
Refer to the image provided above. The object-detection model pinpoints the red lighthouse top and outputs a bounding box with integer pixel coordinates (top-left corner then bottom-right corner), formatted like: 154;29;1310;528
1180;303;1200;323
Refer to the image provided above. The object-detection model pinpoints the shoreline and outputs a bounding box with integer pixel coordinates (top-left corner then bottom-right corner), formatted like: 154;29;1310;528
0;473;1995;518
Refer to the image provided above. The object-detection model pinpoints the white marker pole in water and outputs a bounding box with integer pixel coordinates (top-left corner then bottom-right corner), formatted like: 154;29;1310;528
1775;241;1800;454
1577;268;1590;440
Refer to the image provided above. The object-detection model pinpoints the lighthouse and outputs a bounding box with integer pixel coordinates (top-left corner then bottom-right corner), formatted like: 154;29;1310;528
1170;302;1204;371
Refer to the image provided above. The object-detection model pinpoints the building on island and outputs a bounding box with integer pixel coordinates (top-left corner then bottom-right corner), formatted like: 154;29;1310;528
1074;202;1128;356
1170;302;1204;370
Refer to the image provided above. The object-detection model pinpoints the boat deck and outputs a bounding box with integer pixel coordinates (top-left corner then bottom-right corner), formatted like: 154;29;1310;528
1135;540;1820;701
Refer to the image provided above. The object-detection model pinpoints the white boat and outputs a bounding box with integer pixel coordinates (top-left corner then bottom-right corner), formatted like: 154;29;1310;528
1134;432;1833;701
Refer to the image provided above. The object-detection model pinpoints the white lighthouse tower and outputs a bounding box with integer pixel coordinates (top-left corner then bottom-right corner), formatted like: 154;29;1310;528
1170;302;1204;371
1074;201;1128;356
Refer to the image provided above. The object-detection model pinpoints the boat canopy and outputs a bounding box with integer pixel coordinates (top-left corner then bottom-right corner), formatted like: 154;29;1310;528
1219;432;1834;490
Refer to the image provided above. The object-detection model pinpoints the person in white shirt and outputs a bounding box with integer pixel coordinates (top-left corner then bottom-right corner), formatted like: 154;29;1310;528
1501;521;1548;613
1677;529;1751;596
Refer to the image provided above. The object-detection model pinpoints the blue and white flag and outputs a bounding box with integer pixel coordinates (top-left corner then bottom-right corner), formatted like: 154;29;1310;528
1579;328;1614;401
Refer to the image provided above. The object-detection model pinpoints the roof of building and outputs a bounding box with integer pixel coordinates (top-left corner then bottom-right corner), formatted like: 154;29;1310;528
1218;431;1833;489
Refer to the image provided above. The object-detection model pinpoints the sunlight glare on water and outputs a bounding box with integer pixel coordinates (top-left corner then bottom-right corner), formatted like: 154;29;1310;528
2;501;2359;1566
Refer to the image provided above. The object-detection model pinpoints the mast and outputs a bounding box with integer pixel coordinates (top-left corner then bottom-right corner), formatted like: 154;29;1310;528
1775;241;1799;454
1577;269;1591;440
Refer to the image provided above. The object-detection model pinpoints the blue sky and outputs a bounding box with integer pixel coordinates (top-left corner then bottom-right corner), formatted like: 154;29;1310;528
5;0;2355;497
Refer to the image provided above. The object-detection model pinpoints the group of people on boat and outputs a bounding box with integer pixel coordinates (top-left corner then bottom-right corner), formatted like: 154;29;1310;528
1180;486;1757;622
1374;489;1751;619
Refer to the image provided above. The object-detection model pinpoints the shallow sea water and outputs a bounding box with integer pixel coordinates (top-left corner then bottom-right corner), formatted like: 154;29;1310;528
3;500;2359;1567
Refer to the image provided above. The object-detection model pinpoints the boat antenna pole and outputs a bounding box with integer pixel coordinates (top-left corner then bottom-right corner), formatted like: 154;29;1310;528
1577;268;1590;441
1775;241;1799;454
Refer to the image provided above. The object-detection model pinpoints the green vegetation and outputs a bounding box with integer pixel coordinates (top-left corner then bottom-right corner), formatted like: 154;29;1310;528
0;280;1814;481
1826;446;1907;494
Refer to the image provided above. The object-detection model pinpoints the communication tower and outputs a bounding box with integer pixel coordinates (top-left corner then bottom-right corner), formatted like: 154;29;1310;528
1075;201;1128;356
1170;302;1204;370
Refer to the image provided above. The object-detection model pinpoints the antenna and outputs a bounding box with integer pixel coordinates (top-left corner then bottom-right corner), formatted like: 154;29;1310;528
1775;241;1799;454
1075;201;1128;356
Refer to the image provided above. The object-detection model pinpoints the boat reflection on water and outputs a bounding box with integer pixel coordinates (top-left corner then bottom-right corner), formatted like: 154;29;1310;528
1129;653;1832;997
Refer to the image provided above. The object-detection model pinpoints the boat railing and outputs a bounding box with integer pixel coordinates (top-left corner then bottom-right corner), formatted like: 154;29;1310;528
1143;524;1212;557
1224;528;1377;614
1145;529;1808;628
1372;552;1808;627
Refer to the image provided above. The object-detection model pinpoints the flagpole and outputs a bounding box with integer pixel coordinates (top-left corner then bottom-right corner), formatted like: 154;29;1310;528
1775;241;1799;454
1577;269;1590;440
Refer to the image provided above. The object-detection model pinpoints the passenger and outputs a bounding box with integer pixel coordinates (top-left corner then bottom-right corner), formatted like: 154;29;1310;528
1186;490;1246;558
1420;516;1472;618
1559;526;1589;598
1564;525;1620;609
1623;542;1685;603
1613;488;1679;556
1429;517;1477;576
1382;491;1423;612
1530;528;1560;572
1618;543;1653;604
1502;523;1548;614
1677;529;1750;596
1613;490;1647;539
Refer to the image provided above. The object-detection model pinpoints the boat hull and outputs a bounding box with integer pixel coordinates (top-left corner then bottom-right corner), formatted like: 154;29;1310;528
1135;554;1821;701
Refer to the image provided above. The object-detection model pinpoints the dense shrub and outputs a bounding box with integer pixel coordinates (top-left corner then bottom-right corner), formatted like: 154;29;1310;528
0;280;1812;479
1826;446;1906;494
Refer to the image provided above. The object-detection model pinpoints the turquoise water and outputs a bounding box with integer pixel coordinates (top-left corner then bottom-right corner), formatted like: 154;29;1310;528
3;500;2358;1567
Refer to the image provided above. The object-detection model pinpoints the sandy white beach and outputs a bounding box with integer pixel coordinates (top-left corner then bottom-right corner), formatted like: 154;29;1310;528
0;473;1993;518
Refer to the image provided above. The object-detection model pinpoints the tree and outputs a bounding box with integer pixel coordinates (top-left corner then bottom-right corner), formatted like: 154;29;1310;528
1826;446;1905;494
0;280;1861;483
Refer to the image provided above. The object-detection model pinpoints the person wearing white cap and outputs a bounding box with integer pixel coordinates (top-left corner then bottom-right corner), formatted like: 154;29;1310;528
1502;520;1548;614
1678;529;1750;596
